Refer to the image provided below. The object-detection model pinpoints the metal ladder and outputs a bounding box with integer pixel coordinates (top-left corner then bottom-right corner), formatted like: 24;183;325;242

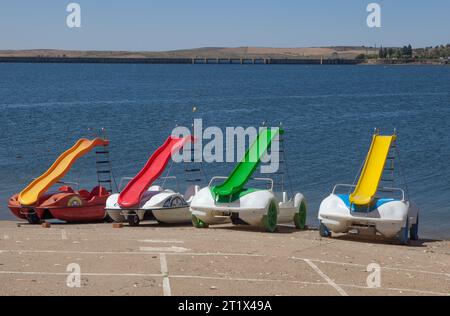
95;142;113;193
184;146;207;186
265;127;292;196
378;140;397;195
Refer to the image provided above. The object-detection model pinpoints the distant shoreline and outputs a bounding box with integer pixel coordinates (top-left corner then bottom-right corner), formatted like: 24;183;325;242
0;57;446;66
0;47;447;65
0;56;362;65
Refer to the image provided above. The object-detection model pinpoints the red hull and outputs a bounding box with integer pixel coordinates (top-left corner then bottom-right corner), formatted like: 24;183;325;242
45;202;107;222
8;186;110;224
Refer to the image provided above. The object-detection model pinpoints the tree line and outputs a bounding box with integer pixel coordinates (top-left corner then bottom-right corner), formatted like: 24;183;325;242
356;44;450;60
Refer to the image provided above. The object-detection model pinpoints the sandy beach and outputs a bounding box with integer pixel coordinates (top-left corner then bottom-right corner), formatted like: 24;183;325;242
0;221;448;296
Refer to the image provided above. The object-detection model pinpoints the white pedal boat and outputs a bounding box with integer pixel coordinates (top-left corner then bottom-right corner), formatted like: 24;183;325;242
318;130;420;245
106;177;200;226
190;177;307;232
318;184;419;244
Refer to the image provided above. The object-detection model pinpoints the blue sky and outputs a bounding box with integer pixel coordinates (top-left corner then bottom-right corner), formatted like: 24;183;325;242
0;0;449;50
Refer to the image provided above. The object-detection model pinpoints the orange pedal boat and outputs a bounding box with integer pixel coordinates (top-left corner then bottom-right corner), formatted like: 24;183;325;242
8;137;113;224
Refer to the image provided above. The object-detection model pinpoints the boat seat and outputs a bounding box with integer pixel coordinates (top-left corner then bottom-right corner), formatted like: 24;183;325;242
78;189;91;200
149;185;163;192
184;185;200;203
90;186;109;198
58;186;75;194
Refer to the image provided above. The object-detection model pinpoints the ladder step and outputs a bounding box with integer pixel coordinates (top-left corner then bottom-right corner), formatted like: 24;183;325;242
378;189;394;193
96;161;110;164
186;179;202;183
381;179;394;182
185;169;201;172
97;170;111;174
98;180;112;183
384;168;395;171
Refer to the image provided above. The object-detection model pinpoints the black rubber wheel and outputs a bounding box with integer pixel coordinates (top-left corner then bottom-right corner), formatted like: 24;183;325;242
128;212;140;227
319;222;332;238
103;213;115;223
410;215;419;241
399;217;410;245
26;212;41;225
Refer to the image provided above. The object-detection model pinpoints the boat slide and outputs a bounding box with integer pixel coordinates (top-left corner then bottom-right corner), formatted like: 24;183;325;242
212;128;279;201
107;135;198;226
18;138;109;206
118;136;193;208
349;134;396;207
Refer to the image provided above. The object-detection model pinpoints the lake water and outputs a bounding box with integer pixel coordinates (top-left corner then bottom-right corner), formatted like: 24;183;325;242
0;63;449;239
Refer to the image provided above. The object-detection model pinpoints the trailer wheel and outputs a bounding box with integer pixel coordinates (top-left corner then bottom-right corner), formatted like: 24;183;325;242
294;200;307;230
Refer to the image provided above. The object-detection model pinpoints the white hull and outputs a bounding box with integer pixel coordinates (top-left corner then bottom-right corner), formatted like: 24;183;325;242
318;194;419;239
106;186;198;224
190;187;306;229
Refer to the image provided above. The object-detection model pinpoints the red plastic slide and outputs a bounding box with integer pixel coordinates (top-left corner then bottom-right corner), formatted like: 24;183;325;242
118;136;193;208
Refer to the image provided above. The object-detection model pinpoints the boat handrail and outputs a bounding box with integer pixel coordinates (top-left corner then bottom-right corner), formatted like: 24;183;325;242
252;178;274;191
208;176;273;191
332;184;405;201
208;176;228;187
332;184;356;195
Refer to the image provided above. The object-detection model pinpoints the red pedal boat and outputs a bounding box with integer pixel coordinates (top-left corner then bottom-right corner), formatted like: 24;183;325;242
8;137;113;224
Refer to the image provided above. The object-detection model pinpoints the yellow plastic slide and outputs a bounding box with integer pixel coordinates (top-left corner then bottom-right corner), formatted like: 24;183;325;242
18;138;109;206
349;134;396;206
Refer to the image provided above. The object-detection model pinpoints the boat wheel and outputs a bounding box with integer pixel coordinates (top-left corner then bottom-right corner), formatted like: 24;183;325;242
26;211;40;225
128;212;140;227
192;215;209;229
399;217;410;245
294;201;307;230
410;215;419;241
262;200;278;233
319;221;332;238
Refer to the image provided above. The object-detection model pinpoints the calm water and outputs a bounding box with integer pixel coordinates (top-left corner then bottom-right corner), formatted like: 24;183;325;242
0;63;449;239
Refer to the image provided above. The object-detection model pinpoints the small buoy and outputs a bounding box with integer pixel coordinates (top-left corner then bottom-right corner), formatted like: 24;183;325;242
42;222;51;229
112;223;123;229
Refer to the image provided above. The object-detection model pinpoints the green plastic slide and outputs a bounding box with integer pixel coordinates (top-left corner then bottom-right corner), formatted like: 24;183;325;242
212;128;280;201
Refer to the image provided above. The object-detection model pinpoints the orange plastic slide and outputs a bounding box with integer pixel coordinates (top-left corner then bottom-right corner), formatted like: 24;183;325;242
18;138;109;206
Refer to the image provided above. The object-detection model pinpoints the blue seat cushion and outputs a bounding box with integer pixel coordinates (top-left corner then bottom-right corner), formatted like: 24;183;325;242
337;194;396;213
